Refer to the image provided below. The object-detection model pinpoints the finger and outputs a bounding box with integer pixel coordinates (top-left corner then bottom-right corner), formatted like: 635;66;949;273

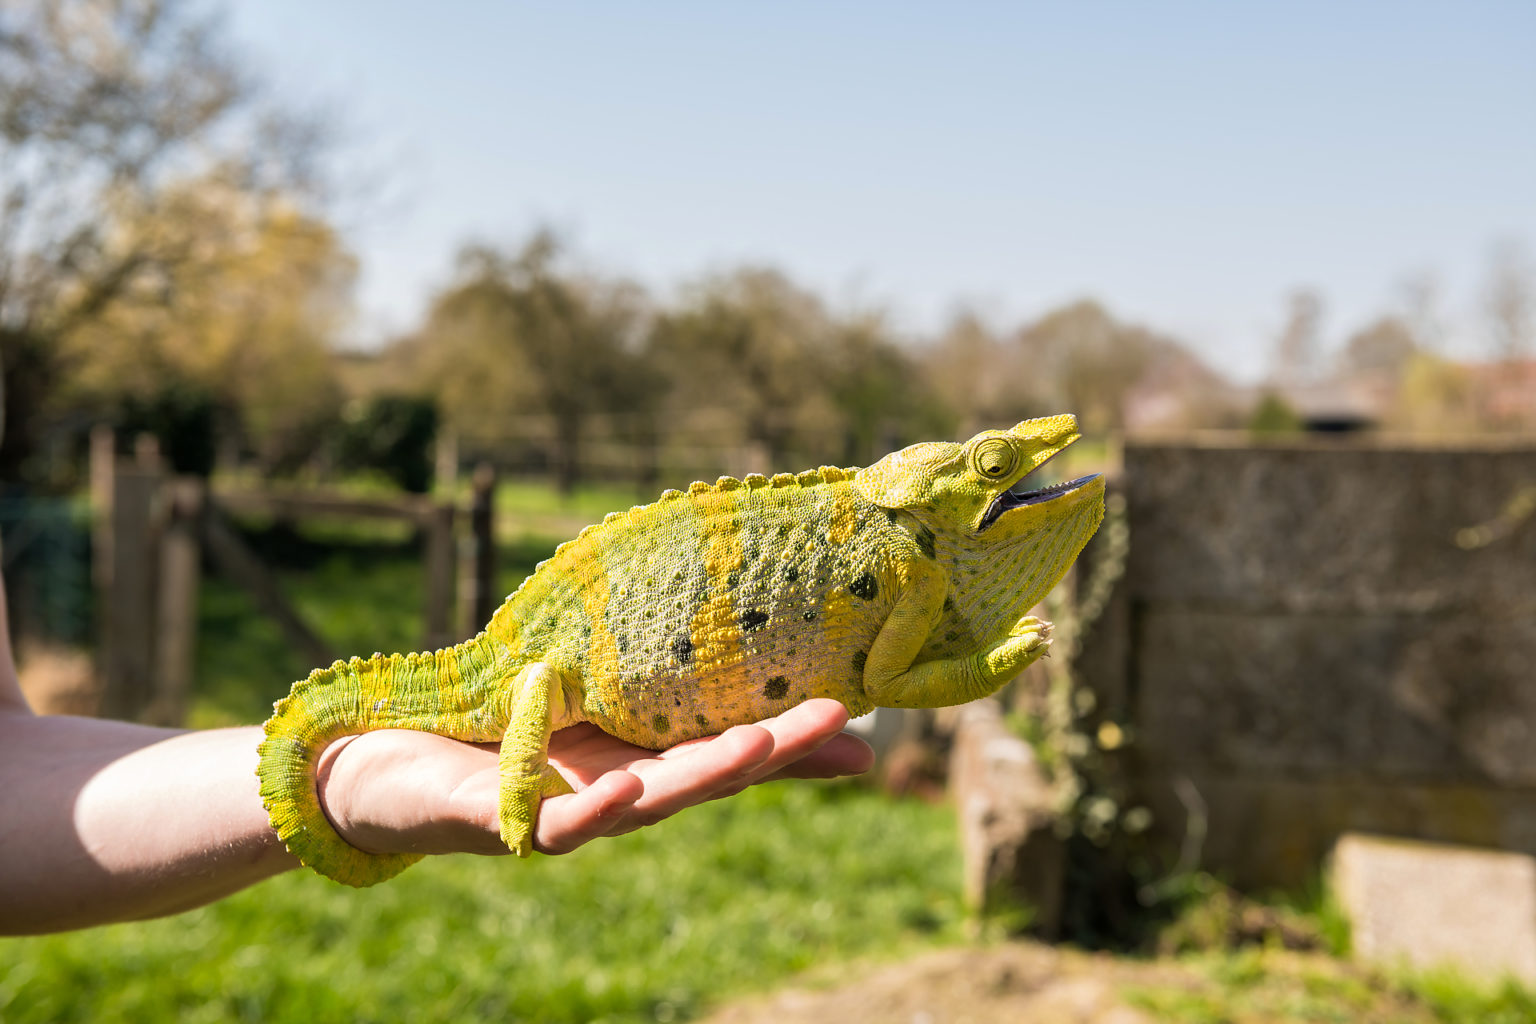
764;731;875;781
601;722;776;833
533;770;645;855
730;698;855;783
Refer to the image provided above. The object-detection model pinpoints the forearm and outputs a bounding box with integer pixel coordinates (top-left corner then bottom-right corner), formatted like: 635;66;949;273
0;715;296;934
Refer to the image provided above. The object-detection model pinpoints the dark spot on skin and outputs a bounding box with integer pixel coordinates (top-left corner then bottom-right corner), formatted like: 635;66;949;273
696;713;710;730
944;630;960;643
802;610;818;622
786;566;799;582
672;634;693;664
741;609;769;631
943;595;955;612
852;650;868;673
883;507;898;524
652;714;671;734
674;696;682;706
764;676;789;700
915;526;937;560
727;572;740;589
849;571;878;600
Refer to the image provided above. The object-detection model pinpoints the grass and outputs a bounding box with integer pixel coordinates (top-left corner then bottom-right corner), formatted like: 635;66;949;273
1121;949;1536;1024
0;782;963;1023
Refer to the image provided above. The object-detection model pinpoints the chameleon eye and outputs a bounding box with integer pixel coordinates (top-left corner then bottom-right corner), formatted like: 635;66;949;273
970;437;1017;478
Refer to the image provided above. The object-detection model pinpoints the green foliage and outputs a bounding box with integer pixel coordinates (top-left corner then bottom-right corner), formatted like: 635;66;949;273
1411;966;1536;1024
1249;390;1304;435
336;395;439;494
115;381;221;476
0;782;963;1023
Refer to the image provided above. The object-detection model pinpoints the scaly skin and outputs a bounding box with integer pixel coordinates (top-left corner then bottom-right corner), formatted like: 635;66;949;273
259;414;1105;885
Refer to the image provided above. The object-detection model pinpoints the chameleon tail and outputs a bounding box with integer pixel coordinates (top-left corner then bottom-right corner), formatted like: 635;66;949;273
257;639;502;887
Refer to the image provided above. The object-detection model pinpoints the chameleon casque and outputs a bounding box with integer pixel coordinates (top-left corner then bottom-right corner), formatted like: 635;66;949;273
259;414;1105;886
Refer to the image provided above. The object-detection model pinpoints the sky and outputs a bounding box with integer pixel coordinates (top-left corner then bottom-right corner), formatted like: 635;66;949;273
227;1;1536;382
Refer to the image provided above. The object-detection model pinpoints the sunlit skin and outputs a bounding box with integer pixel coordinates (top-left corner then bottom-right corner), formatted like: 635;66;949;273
261;415;1105;887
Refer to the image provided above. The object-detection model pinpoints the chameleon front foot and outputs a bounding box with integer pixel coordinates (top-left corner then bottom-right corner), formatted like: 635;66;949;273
979;615;1052;677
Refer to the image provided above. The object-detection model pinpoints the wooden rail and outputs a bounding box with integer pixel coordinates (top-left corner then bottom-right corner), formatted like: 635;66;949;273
90;427;497;724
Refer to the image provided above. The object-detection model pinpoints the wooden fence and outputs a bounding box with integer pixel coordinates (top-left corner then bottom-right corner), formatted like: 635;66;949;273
90;429;497;725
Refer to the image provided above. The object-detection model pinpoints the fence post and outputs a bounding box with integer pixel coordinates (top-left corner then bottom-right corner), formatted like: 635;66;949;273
149;477;204;726
422;500;455;651
97;445;163;721
457;463;498;639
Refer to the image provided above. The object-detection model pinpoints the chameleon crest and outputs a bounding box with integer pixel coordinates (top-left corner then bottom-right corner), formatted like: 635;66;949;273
259;414;1105;885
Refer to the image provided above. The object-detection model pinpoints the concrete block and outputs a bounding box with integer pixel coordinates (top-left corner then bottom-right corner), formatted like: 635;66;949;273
949;699;1064;936
1133;609;1536;785
1332;833;1536;983
1123;443;1536;613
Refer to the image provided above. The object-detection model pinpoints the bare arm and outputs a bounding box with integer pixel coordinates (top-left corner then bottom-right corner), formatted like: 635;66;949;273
0;576;871;935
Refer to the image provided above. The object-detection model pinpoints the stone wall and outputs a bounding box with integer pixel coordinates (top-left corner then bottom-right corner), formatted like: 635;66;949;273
1075;437;1536;888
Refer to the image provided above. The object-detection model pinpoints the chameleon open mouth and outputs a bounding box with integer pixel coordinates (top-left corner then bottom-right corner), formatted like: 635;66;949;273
979;472;1102;531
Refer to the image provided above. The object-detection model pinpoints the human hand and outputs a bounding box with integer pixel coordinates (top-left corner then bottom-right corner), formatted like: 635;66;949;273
315;698;873;860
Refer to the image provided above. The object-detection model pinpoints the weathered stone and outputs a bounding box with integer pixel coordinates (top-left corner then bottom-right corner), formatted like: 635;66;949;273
949;699;1063;937
1074;439;1536;888
1133;609;1536;785
1123;441;1536;613
1137;773;1536;889
1332;833;1536;983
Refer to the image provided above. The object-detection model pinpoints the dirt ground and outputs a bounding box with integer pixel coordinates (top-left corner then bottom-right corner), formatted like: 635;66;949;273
700;940;1438;1024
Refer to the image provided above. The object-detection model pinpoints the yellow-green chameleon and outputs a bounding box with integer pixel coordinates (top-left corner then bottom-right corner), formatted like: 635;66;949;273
259;414;1105;886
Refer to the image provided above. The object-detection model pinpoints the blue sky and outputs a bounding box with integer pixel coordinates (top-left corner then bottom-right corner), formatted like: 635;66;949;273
228;2;1536;381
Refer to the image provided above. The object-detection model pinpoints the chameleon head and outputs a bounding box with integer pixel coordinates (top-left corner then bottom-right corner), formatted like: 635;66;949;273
854;414;1106;597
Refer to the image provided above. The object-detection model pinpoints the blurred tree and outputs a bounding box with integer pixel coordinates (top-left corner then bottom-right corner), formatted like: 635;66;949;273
1016;300;1150;433
336;395;437;494
0;0;330;482
1270;288;1326;388
1338;316;1418;378
408;232;657;494
1248;391;1304;435
61;175;353;474
825;313;951;465
115;381;220;476
923;311;1042;436
1395;271;1445;354
649;267;839;467
1484;239;1533;364
1392;352;1477;434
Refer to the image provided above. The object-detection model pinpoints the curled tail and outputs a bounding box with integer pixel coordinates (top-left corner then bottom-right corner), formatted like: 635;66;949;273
258;639;503;887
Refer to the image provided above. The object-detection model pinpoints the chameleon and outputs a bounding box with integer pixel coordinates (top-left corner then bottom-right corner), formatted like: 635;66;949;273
258;414;1105;886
